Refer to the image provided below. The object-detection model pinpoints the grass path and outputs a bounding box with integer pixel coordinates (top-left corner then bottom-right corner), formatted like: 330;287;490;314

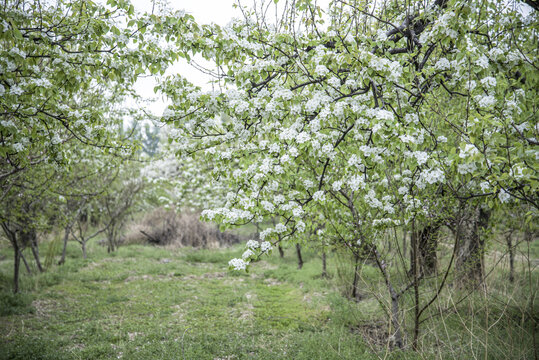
2;241;534;359
0;244;377;360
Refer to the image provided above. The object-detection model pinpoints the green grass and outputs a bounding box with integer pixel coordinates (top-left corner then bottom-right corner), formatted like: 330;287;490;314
0;238;535;359
0;242;375;360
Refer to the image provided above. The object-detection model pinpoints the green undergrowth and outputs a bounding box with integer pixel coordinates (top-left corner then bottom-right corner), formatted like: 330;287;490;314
0;242;381;360
0;239;535;359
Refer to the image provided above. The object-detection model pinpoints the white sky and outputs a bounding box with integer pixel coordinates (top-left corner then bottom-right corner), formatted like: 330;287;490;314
129;0;242;119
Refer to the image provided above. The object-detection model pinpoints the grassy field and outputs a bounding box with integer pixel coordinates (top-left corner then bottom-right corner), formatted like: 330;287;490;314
0;237;536;359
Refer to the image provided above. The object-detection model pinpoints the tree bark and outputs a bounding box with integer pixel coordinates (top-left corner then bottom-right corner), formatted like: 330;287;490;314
322;251;327;277
28;231;43;273
20;250;32;275
506;232;515;283
58;225;70;265
417;224;440;276
403;230;407;258
373;247;403;349
1;223;21;293
296;244;303;269
13;242;20;294
351;252;361;301
82;240;87;259
107;225;116;253
278;245;284;258
456;206;491;287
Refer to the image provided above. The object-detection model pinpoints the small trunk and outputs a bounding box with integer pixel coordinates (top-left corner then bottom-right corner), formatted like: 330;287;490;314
402;231;407;258
278;245;284;258
82;241;87;260
296;244;303;269
390;285;403;349
107;224;116;253
417;225;439;276
373;247;403;349
411;223;420;351
506;232;515;283
322;251;327;277
1;223;21;293
20;250;32;275
456;206;491;287
29;233;44;273
13;243;20;294
108;229;115;253
351;252;360;301
58;225;70;265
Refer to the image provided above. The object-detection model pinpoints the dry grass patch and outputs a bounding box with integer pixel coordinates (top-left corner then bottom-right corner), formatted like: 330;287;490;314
123;208;241;248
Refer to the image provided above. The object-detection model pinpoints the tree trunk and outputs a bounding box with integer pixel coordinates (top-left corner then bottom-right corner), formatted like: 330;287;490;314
411;222;420;350
373;247;403;349
506;232;515;283
389;282;403;349
417;224;439;276
351;252;361;301
1;223;21;293
29;231;43;273
255;222;260;241
82;240;87;259
13;242;20;294
278;245;284;258
402;231;407;259
107;226;115;253
322;251;327;277
296;244;303;269
20;250;32;275
58;225;70;265
456;206;491;287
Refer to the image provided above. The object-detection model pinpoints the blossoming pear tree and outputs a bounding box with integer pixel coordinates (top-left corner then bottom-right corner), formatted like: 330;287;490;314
159;0;537;348
0;0;198;292
0;0;197;183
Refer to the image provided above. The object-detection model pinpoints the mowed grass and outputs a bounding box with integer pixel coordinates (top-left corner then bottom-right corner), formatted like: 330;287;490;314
0;242;383;360
0;237;535;360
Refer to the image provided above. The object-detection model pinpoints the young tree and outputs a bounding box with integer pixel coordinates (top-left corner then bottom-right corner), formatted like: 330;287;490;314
0;0;194;291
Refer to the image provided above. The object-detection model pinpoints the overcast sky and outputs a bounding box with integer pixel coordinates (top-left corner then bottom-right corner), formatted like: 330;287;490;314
129;0;242;119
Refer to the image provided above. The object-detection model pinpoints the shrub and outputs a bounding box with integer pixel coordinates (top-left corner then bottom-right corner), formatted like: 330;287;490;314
123;208;240;248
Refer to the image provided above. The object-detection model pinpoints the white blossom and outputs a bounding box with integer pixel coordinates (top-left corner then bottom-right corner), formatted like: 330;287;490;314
313;190;325;201
261;200;275;212
315;64;329;76
242;249;255;260
246;240;260;249
229;258;248;271
274;223;286;233
475;55;489;69
260;241;273;252
435;58;451;70
480;76;496;89
498;189;511;203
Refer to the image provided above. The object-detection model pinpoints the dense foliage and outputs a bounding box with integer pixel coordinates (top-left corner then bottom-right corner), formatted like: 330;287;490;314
158;0;537;265
0;0;537;355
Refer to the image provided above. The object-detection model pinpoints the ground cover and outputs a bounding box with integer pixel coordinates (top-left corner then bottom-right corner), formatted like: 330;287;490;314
0;243;377;359
0;238;535;359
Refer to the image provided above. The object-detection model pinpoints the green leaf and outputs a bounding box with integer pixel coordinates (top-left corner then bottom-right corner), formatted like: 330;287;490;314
9;20;23;39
